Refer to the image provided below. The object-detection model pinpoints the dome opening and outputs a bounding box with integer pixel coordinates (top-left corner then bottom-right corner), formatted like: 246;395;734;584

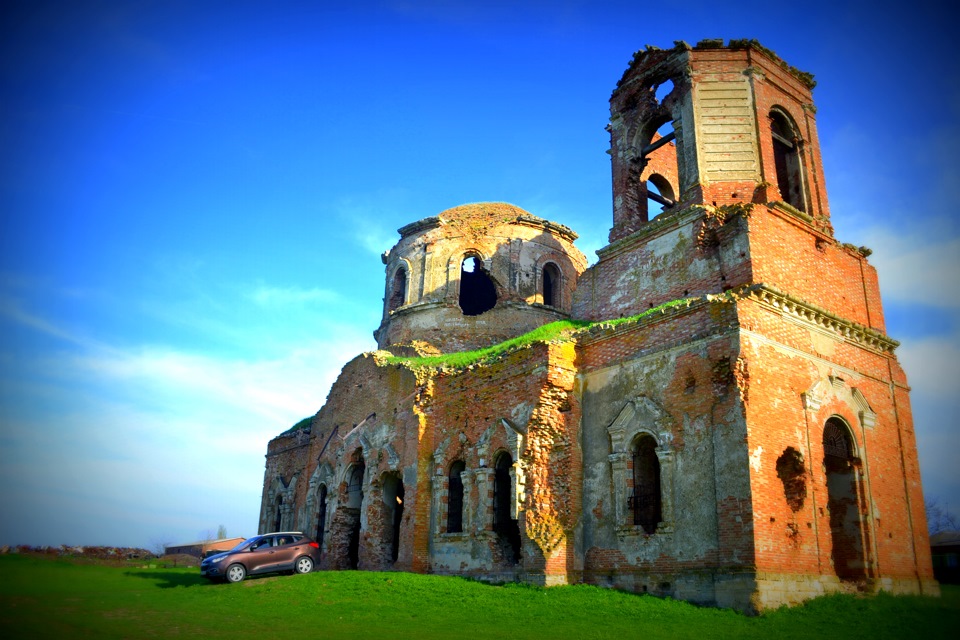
459;256;497;316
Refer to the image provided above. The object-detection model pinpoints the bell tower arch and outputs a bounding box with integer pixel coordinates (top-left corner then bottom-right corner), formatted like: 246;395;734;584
608;40;830;243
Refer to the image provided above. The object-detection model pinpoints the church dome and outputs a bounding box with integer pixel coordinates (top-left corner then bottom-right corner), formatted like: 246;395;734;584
374;202;587;353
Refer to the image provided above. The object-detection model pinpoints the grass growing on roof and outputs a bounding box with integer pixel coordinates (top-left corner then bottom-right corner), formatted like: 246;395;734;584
383;318;590;369
384;296;697;370
280;416;312;435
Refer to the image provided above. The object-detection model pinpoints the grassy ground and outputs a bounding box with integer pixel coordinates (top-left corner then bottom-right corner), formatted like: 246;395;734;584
1;555;957;639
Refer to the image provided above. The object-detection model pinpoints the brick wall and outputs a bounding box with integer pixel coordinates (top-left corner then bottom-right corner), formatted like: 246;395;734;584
736;298;933;581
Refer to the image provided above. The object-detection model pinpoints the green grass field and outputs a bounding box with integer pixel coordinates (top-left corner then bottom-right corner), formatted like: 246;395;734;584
1;555;957;639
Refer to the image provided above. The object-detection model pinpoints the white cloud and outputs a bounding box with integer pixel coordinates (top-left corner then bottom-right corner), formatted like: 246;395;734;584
862;224;960;309
898;333;960;398
59;335;370;431
0;297;374;547
354;222;398;257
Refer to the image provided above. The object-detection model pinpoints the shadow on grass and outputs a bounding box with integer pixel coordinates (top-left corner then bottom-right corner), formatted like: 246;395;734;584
124;570;209;589
124;569;287;589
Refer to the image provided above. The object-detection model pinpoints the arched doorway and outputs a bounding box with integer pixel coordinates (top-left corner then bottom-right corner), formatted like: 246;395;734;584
274;496;283;531
346;462;365;570
315;485;328;551
823;418;868;580
382;473;405;563
493;453;521;564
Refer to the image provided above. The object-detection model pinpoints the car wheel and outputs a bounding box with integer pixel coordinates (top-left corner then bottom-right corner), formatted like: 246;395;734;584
294;556;314;574
225;563;246;583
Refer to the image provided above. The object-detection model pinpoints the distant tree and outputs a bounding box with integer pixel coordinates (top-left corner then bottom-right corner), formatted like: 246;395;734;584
216;524;228;540
198;528;216;542
149;537;173;557
925;497;960;534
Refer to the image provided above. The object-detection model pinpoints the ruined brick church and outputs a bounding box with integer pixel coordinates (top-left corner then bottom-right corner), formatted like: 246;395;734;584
259;40;938;612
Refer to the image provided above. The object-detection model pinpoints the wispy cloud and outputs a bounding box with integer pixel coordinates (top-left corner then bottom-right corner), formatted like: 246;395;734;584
0;292;373;547
898;331;960;398
332;192;411;256
60;337;365;427
0;295;104;351
247;284;340;307
862;222;960;310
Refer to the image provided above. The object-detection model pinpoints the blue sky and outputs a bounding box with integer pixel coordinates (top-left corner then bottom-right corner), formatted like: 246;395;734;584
1;0;957;549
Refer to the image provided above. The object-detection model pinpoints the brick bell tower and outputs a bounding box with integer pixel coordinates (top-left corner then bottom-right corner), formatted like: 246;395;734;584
607;38;830;244
573;40;937;610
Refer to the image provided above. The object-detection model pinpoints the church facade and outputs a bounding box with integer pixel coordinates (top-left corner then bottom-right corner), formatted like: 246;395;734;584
259;40;938;612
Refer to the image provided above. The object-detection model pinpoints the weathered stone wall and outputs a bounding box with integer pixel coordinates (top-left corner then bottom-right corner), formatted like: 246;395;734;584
572;205;751;322
376;203;588;352
260;429;310;534
577;298;750;605
260;353;422;572
419;341;582;585
258;39;936;614
261;341;584;584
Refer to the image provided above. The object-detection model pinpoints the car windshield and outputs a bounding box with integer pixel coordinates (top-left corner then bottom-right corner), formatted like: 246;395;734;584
230;538;257;552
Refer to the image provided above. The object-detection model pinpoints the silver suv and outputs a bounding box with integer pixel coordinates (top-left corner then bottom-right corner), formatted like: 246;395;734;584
200;532;320;583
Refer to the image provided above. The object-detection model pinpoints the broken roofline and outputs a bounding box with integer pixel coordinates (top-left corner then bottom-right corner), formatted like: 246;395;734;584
617;39;817;92
380;283;898;372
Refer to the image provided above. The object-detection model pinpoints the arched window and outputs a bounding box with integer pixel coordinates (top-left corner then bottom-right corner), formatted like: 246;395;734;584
274;496;283;532
388;266;407;312
770;109;807;212
493;453;521;563
646;173;676;217
347;464;365;509
459;255;497;316
542;263;561;308
637;118;677;221
631;435;662;534
447;461;466;533
824;419;854;463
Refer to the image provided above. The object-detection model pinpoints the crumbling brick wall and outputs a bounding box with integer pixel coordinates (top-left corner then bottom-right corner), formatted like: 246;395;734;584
258;39;936;614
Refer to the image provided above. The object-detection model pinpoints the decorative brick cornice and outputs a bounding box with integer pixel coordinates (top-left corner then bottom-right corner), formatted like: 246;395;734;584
514;215;579;242
741;284;899;354
397;216;443;238
573;284;899;356
397;210;579;243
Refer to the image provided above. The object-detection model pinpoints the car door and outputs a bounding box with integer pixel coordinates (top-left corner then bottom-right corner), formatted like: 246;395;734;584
245;535;277;574
271;535;302;570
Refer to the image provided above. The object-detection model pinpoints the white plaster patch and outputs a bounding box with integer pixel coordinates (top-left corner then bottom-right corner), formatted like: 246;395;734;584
750;445;763;473
510;402;533;427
